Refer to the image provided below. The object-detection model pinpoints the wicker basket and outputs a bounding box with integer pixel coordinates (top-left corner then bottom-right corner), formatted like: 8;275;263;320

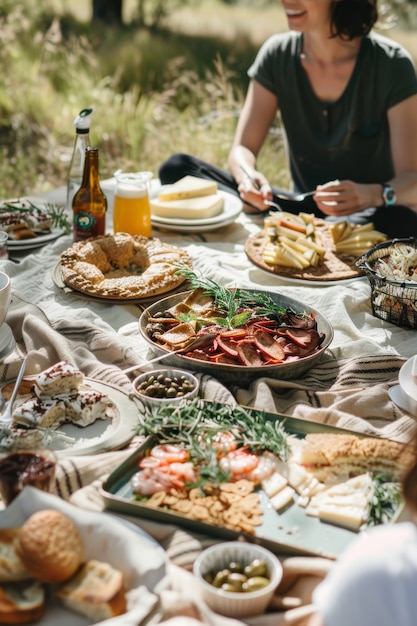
356;238;417;329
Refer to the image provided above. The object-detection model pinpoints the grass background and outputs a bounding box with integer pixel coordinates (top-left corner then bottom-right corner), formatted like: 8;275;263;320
0;1;415;200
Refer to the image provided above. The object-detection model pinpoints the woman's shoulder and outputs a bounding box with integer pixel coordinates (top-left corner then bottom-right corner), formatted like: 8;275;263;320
365;31;416;64
257;30;301;56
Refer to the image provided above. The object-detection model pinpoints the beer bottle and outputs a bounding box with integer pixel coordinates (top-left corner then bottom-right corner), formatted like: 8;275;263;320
66;107;93;213
73;147;107;241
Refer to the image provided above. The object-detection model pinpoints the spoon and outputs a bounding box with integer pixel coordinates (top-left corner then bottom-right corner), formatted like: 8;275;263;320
0;356;28;426
122;333;217;375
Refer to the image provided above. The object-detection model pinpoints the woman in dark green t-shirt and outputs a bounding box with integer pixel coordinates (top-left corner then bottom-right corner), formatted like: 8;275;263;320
159;0;417;237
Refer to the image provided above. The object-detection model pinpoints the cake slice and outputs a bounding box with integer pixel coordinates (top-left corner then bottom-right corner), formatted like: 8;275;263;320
34;361;84;397
12;396;67;429
63;388;111;427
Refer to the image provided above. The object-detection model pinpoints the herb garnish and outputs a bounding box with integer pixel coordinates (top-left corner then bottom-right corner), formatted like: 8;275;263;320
367;474;403;526
137;398;291;459
0;200;72;234
175;264;291;327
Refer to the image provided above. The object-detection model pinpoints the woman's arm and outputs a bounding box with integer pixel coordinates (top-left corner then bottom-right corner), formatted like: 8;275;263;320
228;80;278;209
314;93;417;216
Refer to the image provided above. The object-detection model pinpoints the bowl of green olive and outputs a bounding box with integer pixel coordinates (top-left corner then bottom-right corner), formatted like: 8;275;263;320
132;368;199;407
193;541;282;617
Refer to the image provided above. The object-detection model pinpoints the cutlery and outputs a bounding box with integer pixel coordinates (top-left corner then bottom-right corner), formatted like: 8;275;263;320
0;356;27;426
122;333;217;375
271;190;316;202
239;165;315;208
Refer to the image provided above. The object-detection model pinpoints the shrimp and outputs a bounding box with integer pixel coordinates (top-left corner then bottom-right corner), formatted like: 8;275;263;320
131;470;168;496
219;448;260;479
150;444;189;463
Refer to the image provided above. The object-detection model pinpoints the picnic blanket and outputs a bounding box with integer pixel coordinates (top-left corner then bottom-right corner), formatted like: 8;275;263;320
1;206;417;625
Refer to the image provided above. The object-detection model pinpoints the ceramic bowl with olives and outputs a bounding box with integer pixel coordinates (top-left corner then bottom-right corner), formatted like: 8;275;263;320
193;541;282;617
132;368;199;407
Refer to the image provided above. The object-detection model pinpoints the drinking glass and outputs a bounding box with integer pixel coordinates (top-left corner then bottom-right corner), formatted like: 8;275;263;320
113;171;153;237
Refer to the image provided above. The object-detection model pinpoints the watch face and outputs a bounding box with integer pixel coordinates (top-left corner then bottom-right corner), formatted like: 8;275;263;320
383;184;396;206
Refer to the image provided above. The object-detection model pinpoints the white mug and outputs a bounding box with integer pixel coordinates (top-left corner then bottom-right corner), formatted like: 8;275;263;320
0;272;11;326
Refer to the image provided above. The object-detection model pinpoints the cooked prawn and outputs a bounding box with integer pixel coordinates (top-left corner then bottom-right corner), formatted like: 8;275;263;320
150;444;189;463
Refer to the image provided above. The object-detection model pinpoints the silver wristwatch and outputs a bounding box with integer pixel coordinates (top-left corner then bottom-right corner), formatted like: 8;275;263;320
382;183;396;207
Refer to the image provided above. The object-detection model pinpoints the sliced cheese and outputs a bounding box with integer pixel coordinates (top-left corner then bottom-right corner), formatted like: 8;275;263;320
270;485;295;511
317;503;367;532
261;471;288;498
151;194;224;220
157;176;218;201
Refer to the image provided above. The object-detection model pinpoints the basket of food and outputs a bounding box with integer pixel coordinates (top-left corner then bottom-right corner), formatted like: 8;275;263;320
356;237;417;329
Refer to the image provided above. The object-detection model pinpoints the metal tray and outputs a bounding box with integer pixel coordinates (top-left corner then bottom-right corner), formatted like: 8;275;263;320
100;403;402;559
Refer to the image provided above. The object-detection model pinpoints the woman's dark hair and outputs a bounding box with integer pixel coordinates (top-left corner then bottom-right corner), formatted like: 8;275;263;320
330;0;378;40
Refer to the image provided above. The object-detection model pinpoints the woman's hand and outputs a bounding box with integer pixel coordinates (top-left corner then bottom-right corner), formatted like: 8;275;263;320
314;179;381;216
237;170;273;212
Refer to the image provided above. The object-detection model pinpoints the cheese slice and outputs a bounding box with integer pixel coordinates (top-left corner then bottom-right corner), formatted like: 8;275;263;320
151;194;224;220
269;485;295;511
157;176;218;201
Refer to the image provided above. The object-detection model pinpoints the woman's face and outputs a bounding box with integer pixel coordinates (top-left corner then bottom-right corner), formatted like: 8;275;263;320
280;0;333;33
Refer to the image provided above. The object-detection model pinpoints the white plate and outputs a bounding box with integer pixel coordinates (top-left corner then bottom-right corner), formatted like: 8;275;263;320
255;266;366;287
150;189;242;232
4;379;139;456
399;356;417;403
1;196;66;249
0;488;167;626
7;228;65;250
389;385;417;416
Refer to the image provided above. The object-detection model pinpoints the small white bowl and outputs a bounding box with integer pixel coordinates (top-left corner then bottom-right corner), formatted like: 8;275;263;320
132;368;199;407
193;541;282;618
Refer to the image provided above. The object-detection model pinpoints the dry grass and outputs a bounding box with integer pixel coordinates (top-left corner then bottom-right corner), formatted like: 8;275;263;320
0;2;415;200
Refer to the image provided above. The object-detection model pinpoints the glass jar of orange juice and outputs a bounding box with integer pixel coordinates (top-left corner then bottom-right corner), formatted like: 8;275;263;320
113;171;153;237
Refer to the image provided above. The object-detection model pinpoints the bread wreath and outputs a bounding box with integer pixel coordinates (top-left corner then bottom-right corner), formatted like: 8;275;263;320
59;232;192;299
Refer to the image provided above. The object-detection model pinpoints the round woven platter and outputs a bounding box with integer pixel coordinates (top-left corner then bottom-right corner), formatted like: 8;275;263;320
245;220;363;282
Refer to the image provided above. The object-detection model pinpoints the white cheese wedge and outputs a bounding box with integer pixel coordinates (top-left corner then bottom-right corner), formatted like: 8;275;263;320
157;176;218;201
317;503;367;532
270;485;295;511
262;471;288;498
150;194;224;220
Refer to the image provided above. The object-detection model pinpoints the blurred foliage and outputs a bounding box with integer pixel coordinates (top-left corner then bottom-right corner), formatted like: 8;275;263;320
0;0;415;201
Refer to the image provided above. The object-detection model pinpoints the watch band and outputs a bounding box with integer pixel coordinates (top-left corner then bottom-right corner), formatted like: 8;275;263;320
382;183;396;207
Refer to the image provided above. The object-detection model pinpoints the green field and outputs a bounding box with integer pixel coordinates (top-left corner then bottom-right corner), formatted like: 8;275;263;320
0;1;414;200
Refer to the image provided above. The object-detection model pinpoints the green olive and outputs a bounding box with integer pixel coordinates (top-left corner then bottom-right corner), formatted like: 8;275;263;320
221;583;241;592
228;561;244;574
227;573;247;591
242;576;270;592
244;559;268;578
212;569;230;588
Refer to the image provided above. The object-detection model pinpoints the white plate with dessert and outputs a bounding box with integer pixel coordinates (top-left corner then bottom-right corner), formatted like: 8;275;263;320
150;176;242;232
0;197;67;250
1;361;139;456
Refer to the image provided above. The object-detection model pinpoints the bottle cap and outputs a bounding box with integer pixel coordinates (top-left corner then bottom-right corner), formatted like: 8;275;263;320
73;107;93;130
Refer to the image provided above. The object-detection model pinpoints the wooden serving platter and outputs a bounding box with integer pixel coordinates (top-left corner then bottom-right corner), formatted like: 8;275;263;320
245;220;364;282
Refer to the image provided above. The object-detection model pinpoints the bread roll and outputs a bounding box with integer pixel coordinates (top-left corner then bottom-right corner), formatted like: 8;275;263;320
0;530;32;583
17;510;83;583
0;580;45;624
56;559;127;621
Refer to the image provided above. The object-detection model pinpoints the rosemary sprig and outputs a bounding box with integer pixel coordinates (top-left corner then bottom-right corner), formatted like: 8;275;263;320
0;200;72;234
367;474;403;527
175;264;289;325
137;399;291;461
